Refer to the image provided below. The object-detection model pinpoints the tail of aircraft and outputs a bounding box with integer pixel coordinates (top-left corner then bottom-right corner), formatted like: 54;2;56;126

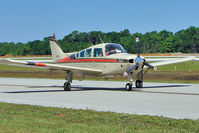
49;33;67;63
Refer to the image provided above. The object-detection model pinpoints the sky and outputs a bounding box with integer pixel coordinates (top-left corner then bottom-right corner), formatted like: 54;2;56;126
0;0;199;43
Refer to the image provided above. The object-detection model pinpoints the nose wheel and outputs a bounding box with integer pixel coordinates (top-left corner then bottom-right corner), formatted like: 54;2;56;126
135;80;143;88
125;83;132;91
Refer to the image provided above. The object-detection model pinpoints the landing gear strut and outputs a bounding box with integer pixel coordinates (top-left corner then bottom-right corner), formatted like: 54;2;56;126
125;70;144;91
63;71;73;91
135;70;143;88
125;72;133;91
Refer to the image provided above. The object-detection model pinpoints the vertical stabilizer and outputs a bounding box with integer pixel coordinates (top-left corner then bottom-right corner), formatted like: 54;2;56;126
49;33;66;62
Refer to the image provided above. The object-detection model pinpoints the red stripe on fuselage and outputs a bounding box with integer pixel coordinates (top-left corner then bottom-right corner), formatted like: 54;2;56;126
56;57;117;63
35;62;46;66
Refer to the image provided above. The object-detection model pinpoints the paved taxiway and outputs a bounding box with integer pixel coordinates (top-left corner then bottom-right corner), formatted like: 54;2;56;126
0;77;199;120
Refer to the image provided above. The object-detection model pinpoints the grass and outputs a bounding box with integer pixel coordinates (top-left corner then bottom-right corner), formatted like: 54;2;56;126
16;58;52;60
0;102;199;133
0;64;46;72
156;61;199;73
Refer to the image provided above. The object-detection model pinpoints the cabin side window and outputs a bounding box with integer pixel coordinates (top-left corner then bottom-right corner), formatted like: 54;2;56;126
80;50;85;58
69;54;76;59
105;43;127;56
93;48;103;57
76;53;79;58
85;48;92;57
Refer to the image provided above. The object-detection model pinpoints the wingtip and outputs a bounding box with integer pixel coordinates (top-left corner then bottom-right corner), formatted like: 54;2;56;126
186;56;196;60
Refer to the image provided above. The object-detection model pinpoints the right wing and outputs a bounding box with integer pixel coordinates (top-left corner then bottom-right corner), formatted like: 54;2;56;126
0;58;102;74
149;56;195;67
144;56;195;70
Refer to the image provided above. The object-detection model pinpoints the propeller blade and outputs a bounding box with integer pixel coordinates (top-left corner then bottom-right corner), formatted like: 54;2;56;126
144;62;157;71
123;63;138;77
136;37;140;57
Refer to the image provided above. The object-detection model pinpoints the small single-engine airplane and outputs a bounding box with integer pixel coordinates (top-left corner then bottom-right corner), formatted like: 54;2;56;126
0;34;195;91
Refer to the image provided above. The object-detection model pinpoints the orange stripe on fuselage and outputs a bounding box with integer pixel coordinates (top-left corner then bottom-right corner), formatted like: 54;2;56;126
56;57;117;63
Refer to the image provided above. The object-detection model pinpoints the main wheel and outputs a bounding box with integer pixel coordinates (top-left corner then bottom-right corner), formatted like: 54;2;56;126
125;83;132;91
63;82;71;91
135;80;143;88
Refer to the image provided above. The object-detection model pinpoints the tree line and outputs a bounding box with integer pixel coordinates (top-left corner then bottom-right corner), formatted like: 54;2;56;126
0;26;199;56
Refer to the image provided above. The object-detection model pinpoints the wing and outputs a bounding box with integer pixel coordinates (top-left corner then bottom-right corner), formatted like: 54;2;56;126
0;58;102;74
144;56;195;70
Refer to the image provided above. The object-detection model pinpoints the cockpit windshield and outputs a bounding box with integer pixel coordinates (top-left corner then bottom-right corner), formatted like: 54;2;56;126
105;43;127;56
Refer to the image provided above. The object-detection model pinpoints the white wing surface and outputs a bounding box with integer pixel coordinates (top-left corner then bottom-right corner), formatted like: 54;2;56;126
0;59;102;74
148;56;195;67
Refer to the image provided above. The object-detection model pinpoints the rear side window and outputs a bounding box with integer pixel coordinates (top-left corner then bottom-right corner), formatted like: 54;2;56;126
85;48;92;57
80;50;85;57
93;48;103;57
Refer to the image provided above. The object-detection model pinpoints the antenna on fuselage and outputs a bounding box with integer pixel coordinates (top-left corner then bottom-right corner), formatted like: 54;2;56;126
90;41;94;46
98;35;104;44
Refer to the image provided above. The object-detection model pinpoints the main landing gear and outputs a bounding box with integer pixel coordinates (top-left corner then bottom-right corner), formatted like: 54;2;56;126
63;71;73;91
64;82;71;91
125;71;143;91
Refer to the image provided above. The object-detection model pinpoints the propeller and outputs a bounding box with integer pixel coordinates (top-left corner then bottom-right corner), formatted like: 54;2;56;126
144;62;156;71
136;37;140;57
123;63;138;77
123;37;155;77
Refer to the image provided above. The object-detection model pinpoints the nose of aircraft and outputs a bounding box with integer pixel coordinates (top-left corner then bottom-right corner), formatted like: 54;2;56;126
123;57;144;77
123;37;154;77
135;56;144;65
123;56;155;77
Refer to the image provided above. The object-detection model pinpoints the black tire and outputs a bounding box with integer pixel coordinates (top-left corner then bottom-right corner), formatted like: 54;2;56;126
125;83;132;91
63;82;71;91
135;80;143;88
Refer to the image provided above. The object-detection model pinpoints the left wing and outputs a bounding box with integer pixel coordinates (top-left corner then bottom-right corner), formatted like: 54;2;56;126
0;58;102;74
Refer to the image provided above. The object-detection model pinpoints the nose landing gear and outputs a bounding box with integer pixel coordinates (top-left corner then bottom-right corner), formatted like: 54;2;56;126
135;80;143;88
125;83;132;91
125;72;133;91
125;71;143;91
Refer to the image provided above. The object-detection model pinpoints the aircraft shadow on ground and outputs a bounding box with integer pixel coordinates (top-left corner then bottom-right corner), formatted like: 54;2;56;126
71;84;190;91
143;85;191;89
1;84;191;94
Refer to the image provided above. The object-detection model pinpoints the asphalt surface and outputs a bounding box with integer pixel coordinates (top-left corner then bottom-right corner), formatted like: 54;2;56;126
0;77;199;120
